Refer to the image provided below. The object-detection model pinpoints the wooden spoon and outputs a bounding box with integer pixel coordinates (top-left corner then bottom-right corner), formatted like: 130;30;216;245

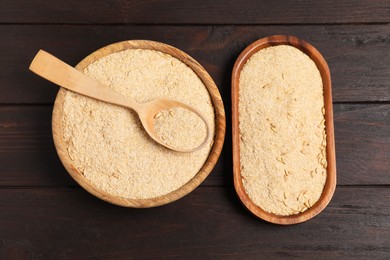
29;50;210;152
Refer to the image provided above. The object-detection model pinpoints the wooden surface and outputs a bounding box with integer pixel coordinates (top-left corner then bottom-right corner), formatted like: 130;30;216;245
1;0;389;258
231;35;336;224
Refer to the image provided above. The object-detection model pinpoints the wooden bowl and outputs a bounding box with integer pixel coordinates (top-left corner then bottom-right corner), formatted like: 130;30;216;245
52;40;226;208
231;35;336;224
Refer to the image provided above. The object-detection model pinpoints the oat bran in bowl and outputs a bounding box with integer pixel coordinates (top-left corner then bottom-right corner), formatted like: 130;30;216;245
232;35;336;224
52;40;225;207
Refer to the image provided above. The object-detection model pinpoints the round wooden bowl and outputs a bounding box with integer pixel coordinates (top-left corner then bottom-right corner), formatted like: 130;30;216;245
52;40;226;208
231;35;336;224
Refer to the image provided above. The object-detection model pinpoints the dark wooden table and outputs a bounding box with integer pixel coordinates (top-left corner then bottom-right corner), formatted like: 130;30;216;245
1;1;389;258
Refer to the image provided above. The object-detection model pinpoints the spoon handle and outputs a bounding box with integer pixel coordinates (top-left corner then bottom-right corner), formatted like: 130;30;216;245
29;50;141;111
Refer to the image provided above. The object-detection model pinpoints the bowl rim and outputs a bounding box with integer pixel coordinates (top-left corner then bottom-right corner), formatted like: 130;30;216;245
231;35;337;224
52;40;226;208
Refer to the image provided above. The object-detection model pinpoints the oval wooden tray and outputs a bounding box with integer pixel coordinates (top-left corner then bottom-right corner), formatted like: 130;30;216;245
52;40;226;208
231;35;336;224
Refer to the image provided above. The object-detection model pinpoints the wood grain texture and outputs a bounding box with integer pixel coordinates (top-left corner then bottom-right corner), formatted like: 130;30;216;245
0;104;389;187
2;25;389;104
1;0;389;257
0;186;389;258
1;0;389;24
334;104;390;185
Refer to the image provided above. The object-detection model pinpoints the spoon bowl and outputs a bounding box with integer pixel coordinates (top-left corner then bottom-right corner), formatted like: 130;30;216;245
29;50;210;152
138;98;211;152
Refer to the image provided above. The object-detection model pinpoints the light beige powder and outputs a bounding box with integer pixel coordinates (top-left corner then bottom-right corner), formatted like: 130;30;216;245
62;49;215;199
154;107;207;151
239;45;327;216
